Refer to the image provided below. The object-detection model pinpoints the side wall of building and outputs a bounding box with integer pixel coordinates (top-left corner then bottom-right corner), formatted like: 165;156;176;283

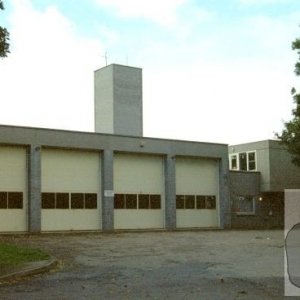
269;140;300;191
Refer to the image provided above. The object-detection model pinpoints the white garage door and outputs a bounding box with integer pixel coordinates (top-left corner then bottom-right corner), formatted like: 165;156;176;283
0;146;27;232
176;157;219;228
41;149;101;231
114;153;164;229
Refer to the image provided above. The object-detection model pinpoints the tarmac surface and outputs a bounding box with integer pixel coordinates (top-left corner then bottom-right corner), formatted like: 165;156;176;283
0;230;295;299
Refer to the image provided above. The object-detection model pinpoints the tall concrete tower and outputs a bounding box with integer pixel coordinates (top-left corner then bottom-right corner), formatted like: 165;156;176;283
94;64;143;137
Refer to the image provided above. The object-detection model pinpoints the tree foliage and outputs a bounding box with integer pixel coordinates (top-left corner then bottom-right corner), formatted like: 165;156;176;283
0;0;10;58
277;37;300;167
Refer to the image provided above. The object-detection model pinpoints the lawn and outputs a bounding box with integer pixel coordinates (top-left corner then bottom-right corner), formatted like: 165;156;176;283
0;243;49;269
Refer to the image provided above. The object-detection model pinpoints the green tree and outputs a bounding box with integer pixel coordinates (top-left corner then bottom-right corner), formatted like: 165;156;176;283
277;37;300;167
0;0;10;58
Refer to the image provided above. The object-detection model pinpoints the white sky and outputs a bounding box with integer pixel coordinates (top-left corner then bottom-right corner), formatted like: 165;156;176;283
0;0;300;145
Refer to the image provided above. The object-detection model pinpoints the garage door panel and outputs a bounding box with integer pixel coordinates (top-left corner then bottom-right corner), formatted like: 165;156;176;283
0;147;27;232
41;149;101;231
42;210;100;231
114;210;164;229
42;149;99;192
176;210;218;228
176;158;219;195
114;154;163;193
176;157;219;228
114;154;164;229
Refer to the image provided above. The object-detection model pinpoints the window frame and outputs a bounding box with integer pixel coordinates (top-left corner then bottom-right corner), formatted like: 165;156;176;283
229;150;257;171
233;195;256;215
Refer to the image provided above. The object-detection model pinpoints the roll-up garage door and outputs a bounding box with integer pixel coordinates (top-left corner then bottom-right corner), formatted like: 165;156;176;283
114;153;164;229
176;157;219;228
41;149;101;231
0;146;27;232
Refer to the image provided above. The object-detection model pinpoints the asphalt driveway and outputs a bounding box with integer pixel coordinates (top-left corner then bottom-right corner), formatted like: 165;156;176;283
0;230;292;299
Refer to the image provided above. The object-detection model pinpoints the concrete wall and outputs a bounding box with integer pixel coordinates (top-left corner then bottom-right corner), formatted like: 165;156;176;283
268;140;300;191
95;64;143;137
94;65;114;134
113;65;143;137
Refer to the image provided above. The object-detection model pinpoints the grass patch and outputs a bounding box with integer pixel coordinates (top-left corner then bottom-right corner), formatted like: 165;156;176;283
0;243;49;267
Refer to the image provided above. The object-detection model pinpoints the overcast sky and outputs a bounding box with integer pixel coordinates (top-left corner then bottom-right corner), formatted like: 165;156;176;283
1;0;300;145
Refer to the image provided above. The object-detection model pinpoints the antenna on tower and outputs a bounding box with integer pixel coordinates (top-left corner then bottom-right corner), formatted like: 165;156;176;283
102;51;108;66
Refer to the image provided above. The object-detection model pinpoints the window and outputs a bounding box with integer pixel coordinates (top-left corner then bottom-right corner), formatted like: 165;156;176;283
56;193;69;209
8;192;23;209
230;155;237;170
71;193;84;209
125;194;137;209
115;193;161;210
176;195;216;210
139;194;149;209
114;194;125;209
230;151;257;171
42;192;97;209
85;193;97;209
232;195;255;214
150;194;161;209
176;195;185;209
248;152;256;170
196;196;206;209
206;196;216;209
42;193;55;209
0;192;7;209
185;195;195;209
239;153;247;171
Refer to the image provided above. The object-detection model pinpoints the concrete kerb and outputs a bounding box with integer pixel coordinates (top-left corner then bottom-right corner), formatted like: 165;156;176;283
0;257;58;283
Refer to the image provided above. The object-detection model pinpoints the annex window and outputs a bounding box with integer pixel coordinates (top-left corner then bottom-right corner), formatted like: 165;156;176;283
230;151;257;171
248;152;256;171
239;153;247;171
232;195;255;214
230;155;238;170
